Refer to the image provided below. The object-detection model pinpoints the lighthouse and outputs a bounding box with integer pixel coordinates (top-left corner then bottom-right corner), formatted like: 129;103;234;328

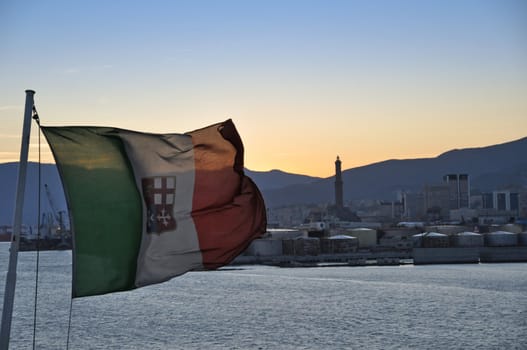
335;156;343;209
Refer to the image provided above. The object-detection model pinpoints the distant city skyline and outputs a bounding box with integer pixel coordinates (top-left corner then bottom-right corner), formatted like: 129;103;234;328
1;0;526;177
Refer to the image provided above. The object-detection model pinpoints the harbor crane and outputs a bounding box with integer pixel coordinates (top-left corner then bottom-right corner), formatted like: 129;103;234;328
44;184;65;236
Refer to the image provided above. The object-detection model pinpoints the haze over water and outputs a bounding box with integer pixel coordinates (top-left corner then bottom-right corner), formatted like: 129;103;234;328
1;245;526;349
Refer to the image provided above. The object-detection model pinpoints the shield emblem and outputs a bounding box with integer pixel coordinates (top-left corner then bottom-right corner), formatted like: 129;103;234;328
142;177;177;234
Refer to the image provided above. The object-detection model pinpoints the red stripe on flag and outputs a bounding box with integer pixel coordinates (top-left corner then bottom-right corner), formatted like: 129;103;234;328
189;120;267;268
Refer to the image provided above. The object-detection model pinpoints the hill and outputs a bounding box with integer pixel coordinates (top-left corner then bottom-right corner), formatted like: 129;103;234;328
244;169;320;190
1;136;526;223
0;164;321;225
262;137;527;207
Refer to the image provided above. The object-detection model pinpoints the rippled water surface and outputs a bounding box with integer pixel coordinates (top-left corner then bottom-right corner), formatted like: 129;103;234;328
1;243;526;349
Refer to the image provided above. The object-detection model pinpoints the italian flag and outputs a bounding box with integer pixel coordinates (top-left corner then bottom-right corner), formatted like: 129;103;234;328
42;120;266;297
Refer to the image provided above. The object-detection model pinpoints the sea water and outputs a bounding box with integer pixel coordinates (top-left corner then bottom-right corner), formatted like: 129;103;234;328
1;243;526;350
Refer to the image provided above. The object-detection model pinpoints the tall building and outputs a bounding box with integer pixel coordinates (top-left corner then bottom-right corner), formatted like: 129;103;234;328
403;192;426;220
458;174;470;208
482;193;494;209
443;174;470;209
423;184;450;218
335;156;343;209
492;191;519;212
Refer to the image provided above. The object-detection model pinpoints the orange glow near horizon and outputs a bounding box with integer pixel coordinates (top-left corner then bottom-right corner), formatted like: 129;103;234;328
1;1;526;178
0;112;526;179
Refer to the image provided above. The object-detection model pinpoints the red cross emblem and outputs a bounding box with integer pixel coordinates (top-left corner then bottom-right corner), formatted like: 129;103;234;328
141;177;177;234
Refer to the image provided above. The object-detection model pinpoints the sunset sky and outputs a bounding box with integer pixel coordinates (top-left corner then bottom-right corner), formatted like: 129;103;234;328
1;0;526;177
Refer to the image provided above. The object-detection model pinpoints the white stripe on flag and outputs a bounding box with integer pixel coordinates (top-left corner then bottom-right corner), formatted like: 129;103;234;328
119;131;203;287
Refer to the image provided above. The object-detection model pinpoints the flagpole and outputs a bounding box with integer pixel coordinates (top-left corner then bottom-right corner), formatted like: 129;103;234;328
0;90;35;350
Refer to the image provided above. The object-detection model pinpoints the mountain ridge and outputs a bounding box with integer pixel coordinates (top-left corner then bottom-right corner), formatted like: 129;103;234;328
261;136;527;207
1;136;526;224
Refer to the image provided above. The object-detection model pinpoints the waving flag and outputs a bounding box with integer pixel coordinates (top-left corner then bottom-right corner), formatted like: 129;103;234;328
42;120;266;297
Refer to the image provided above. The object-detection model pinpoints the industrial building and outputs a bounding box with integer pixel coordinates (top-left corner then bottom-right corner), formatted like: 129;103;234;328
443;174;470;209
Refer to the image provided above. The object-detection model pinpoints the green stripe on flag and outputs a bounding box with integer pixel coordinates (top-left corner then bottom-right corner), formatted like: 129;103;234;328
42;127;142;297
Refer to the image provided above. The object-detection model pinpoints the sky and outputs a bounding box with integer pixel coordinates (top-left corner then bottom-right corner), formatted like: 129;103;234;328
1;0;526;178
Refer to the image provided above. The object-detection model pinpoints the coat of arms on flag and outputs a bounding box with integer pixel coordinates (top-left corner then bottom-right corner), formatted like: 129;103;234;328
142;177;177;234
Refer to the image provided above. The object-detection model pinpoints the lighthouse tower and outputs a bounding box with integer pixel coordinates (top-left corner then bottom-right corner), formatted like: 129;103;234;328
335;156;343;209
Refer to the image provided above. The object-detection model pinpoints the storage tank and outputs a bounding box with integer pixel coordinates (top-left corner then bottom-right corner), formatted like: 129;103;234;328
496;224;523;234
267;229;303;240
450;232;484;247
484;231;519;247
320;238;331;254
425;225;464;235
282;239;295;255
519;232;527;246
246;239;283;256
293;237;320;256
328;235;358;254
422;232;449;248
412;233;425;247
348;228;377;248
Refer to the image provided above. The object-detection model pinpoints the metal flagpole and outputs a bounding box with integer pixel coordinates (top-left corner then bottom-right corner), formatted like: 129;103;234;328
0;90;35;350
